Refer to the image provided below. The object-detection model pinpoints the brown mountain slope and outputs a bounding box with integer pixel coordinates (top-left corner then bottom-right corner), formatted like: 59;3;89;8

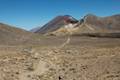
0;23;35;45
82;14;120;32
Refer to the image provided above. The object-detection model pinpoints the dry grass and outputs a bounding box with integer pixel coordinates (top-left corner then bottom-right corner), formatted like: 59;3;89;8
0;36;120;80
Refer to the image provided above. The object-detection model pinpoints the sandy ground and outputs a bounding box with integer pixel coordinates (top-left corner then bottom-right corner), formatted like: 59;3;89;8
0;36;120;80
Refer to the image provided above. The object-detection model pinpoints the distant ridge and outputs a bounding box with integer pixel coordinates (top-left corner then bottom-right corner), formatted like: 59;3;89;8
82;14;120;32
73;14;120;37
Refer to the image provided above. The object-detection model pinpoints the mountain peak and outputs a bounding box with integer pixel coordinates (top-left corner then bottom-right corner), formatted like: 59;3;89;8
31;15;78;34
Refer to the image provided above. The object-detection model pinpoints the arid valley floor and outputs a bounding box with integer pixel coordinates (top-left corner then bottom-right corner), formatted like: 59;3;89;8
0;36;120;80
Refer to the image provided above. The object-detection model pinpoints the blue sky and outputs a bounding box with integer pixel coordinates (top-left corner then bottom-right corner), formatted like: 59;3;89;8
0;0;120;30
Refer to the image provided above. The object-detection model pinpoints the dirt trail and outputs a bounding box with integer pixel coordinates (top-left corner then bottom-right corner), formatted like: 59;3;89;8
60;24;73;48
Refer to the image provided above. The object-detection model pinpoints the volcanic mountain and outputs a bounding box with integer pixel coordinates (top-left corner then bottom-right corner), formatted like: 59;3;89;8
31;15;78;34
31;14;120;37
